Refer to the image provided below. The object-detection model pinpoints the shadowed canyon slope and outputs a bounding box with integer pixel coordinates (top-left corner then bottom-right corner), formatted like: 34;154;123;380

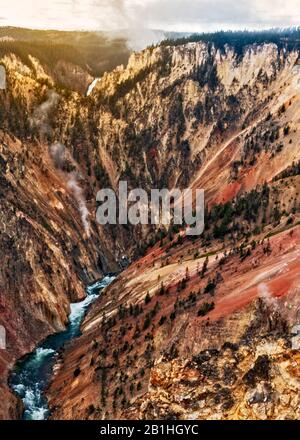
1;30;300;419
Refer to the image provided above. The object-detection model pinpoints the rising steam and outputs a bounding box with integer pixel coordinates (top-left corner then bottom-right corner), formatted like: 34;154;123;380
49;142;68;169
67;173;91;238
98;0;164;50
49;143;91;238
32;89;92;239
258;283;278;311
32;90;59;136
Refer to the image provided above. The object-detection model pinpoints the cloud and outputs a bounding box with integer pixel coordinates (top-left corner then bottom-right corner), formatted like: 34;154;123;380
0;1;299;41
140;0;300;32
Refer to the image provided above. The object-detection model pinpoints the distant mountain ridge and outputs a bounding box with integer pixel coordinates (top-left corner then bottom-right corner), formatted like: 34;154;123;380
0;27;191;93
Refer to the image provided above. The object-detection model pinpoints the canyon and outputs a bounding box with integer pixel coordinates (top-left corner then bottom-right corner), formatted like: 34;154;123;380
1;29;300;419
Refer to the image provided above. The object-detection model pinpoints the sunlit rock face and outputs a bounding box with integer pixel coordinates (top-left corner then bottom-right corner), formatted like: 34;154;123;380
0;54;118;419
123;337;300;420
0;131;109;419
46;225;300;419
2;34;300;419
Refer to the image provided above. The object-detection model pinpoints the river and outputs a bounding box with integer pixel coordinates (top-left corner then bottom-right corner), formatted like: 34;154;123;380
9;275;115;420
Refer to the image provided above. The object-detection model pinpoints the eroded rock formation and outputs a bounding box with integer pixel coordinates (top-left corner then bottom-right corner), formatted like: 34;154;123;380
1;33;300;419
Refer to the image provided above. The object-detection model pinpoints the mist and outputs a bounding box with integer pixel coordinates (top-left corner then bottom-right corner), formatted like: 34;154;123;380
31;91;59;137
2;1;300;52
67;173;91;238
258;283;278;312
49;142;91;238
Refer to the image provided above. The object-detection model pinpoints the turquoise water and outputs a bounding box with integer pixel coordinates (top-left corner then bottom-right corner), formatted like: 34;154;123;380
9;276;115;420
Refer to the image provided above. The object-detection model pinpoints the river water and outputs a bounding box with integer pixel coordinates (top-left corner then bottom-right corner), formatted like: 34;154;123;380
9;276;115;420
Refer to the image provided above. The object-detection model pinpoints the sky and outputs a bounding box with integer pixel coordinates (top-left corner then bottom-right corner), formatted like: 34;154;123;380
0;0;299;33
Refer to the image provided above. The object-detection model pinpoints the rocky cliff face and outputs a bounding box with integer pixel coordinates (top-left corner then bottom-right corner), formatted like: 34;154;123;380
90;41;299;198
46;221;300;419
124;335;300;420
1;35;300;419
44;40;300;255
0;130;107;419
45;40;300;419
0;55;118;419
0;27;131;94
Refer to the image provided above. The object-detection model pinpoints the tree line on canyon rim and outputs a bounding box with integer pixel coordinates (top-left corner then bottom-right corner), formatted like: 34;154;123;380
161;28;300;54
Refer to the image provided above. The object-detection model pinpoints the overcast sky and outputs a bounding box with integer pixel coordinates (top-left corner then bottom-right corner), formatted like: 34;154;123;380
0;0;299;32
